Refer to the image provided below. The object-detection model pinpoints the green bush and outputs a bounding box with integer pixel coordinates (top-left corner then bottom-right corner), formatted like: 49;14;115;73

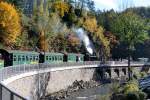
123;81;139;94
111;80;147;100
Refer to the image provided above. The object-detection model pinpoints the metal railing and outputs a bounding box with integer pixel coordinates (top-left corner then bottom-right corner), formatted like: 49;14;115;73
0;83;27;100
0;61;149;100
0;61;101;82
0;61;150;82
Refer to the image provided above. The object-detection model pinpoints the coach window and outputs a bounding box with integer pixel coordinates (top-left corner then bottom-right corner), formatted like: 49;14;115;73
60;56;62;60
13;55;17;61
30;56;32;61
52;56;54;61
55;56;57;61
46;56;48;61
49;56;51;61
60;56;62;61
33;56;36;61
26;56;29;61
36;56;38;61
18;55;21;61
22;55;25;61
80;57;82;61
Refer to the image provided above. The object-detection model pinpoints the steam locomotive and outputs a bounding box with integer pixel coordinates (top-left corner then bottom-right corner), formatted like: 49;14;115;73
0;49;97;68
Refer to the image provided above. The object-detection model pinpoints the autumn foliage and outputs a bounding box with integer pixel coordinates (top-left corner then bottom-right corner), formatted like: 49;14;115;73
83;17;98;33
0;1;21;45
81;16;110;57
67;34;79;46
52;1;69;17
104;31;118;47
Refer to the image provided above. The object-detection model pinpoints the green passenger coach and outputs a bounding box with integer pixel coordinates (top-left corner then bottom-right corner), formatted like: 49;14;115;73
39;52;64;64
0;49;39;67
64;53;84;62
11;51;39;65
0;49;85;67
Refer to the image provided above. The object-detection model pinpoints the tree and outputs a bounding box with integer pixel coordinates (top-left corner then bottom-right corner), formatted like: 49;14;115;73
52;1;69;17
110;11;149;80
83;17;97;33
31;0;70;52
5;0;24;7
133;40;150;60
94;27;110;61
96;9;117;31
67;33;80;52
86;0;95;15
62;6;77;27
82;16;110;60
31;0;53;52
73;0;87;17
104;31;118;48
0;1;21;46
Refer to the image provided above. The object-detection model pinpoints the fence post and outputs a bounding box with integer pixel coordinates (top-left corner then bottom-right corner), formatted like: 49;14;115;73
0;84;2;100
10;92;14;100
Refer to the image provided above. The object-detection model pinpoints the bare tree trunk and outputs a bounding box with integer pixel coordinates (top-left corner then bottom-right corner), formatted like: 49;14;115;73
128;47;132;80
80;1;84;16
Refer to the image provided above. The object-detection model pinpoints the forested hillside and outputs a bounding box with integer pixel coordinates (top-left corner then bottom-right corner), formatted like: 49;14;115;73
0;0;149;60
96;7;150;60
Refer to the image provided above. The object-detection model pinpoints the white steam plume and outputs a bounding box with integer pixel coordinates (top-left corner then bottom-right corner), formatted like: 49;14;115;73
74;28;94;55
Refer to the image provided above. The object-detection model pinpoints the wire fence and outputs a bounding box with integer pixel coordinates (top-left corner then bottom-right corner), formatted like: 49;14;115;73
0;61;101;82
0;83;27;100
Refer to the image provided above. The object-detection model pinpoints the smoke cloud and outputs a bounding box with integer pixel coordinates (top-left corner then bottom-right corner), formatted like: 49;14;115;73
74;28;94;55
